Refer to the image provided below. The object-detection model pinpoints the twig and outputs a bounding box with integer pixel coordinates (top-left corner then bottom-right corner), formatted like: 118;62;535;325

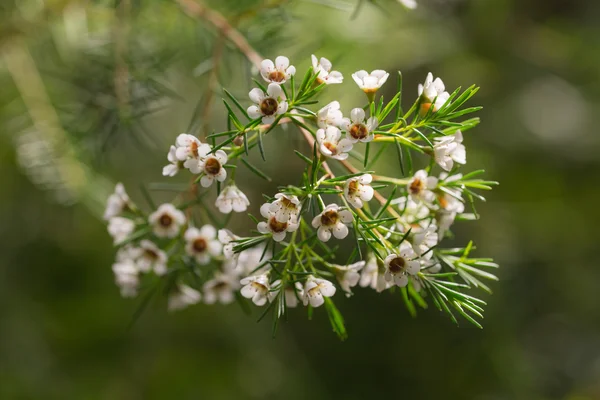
114;0;131;117
174;0;263;68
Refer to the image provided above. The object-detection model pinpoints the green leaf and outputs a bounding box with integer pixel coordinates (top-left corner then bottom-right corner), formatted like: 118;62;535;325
324;297;348;341
240;158;272;182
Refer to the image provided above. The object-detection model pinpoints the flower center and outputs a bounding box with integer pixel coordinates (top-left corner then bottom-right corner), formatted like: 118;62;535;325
214;281;228;290
320;210;339;226
347;180;359;196
323;141;338;155
388;256;406;274
260;98;279;116
280;197;297;211
268;70;286;83
409;178;424;195
204;157;221;175
144;249;158;260
193;238;207;253
159;214;173;227
251;282;268;293
349;123;368;140
437;194;449;209
269;217;288;233
190;141;199;157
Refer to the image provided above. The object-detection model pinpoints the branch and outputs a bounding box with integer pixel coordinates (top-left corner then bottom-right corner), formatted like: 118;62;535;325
174;0;263;68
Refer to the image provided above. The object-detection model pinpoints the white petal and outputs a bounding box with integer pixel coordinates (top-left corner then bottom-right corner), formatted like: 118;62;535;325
350;108;365;123
249;88;265;104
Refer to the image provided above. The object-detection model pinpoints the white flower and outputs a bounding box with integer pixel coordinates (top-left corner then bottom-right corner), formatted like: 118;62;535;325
316;126;353;160
352;70;389;93
407;169;438;202
215;184;249;214
168;284;201;311
433;130;466;171
162;145;184;177
384;242;421;287
268;280;304;308
344;174;374;208
341;108;378;143
148;203;186;238
317;101;344;128
184;149;228;187
247;83;288;125
112;260;139;298
436;175;465;240
203;272;239;304
104;183;131;220
235;246;270;276
269;193;301;223
418;72;450;114
359;256;390;292
260;56;295;83
107;217;135;245
398;0;417;9
392;196;431;224
174;133;207;161
311;203;353;242
332;261;365;296
184;225;222;265
311;55;343;85
411;225;438;256
240;274;270;306
257;202;299;242
303;275;336;307
136;240;168;275
218;228;239;260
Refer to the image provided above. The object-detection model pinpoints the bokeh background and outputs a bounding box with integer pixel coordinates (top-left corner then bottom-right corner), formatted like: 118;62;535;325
2;0;600;399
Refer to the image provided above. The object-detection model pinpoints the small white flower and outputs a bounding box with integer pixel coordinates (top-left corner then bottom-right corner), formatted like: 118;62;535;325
257;202;299;242
344;174;374;208
148;203;186;238
384;242;421;287
184;225;222;265
168;284;201;311
392;195;431;224
184;149;228;188
268;280;304;308
407;169;438;202
332;261;365;296
104;183;131;220
260;56;296;83
303;275;336;307
316;126;353;160
435;176;465;240
174;133;207;161
398;0;417;9
218;228;239;260
247;83;288;125
411;225;438;256
341;108;378;143
311;55;343;85
433;130;466;171
203;272;239;304
112;260;139;298
359;256;390;292
352;70;389;93
317;101;344;128
215;184;249;214
235;246;270;276
116;245;142;263
269;193;301;223
240;274;270;306
311;203;353;242
136;240;168;275
107;217;135;245
418;72;450;114
162;145;184;177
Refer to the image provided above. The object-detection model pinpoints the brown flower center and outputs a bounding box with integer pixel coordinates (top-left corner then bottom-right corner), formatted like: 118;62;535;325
437;194;449;209
280;196;297;211
159;214;173;227
268;70;286;83
204;157;221;175
409;178;424;195
320;210;339;226
349;123;368;140
260;98;278;116
347;180;359;196
388;257;406;274
323;141;338;155
144;249;158;260
193;238;207;253
190;141;199;157
214;281;228;290
269;217;288;233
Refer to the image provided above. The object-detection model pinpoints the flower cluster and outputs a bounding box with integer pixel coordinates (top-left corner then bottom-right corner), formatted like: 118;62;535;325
104;53;498;338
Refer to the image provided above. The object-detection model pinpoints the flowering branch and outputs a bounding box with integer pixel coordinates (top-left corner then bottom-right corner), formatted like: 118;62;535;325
103;43;499;338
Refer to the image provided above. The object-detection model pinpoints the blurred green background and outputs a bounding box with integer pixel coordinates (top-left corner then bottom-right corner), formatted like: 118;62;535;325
2;0;600;399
